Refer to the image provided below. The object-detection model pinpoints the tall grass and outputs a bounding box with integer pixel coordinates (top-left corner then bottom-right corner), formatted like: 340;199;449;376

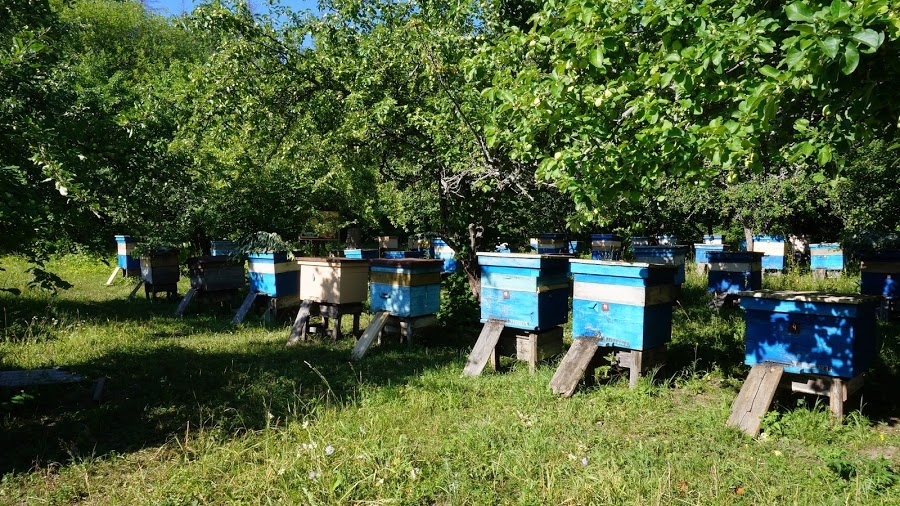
1;255;898;504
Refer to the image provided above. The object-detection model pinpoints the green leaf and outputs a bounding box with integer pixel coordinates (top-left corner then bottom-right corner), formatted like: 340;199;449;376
842;42;859;75
589;48;603;68
850;29;883;50
757;39;775;54
830;0;850;19
785;2;814;23
759;65;780;78
820;37;840;59
817;145;833;165
811;171;827;183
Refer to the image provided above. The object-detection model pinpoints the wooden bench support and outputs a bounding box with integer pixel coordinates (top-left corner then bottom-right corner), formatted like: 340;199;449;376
462;319;506;377
127;280;144;300
383;314;438;345
106;267;122;286
491;326;564;374
727;364;784;436
611;344;667;388
174;288;197;316
550;337;602;397
780;373;864;420
351;311;391;361
287;302;366;345
144;282;177;301
232;292;259;324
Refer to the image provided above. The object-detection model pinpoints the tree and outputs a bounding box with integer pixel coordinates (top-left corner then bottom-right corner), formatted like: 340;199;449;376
479;0;900;229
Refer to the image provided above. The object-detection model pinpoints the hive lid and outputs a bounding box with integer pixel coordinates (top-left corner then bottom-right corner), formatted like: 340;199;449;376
737;290;882;305
295;256;369;265
370;258;444;268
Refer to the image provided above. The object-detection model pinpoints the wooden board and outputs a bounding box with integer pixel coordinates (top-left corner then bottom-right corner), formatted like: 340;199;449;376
106;267;121;286
231;292;259;324
350;311;390;361
127;280;144;300
726;364;784;436
462;319;506;377
173;288;197;316
0;368;83;387
549;337;602;397
286;300;314;346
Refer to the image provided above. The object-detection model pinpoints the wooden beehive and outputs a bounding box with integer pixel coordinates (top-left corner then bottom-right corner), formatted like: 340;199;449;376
569;260;677;350
432;238;457;273
188;256;245;291
703;234;724;245
296;257;369;304
344;249;378;259
694;243;729;265
809;243;843;271
632;245;689;285
140;252;180;285
247;252;300;297
590;234;622;261
739;290;880;378
210;240;236;257
369;259;443;317
707;251;764;294
115;235;140;271
477;253;570;331
528;234;567;254
752;234;788;270
858;251;899;298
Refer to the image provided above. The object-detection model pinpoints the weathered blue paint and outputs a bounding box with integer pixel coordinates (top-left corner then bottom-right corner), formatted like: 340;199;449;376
694;243;728;264
707;251;763;294
569;260;677;350
590;234;623;261
753;234;787;270
630;236;653;247
477;253;571;330
572;299;673;350
703;234;724;244
369;283;441;317
858;250;900;298
432;238;457;273
210;240;235;257
343;249;379;259
740;291;879;378
368;259;443;317
247;253;300;297
632;245;689;285
809;243;843;271
115;235;140;270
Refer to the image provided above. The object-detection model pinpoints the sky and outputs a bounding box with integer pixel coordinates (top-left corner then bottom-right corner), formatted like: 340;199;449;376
145;0;320;18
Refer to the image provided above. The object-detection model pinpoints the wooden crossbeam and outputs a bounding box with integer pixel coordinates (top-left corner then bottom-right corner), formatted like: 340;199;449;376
106;267;121;286
727;364;784;436
350;311;391;361
549;337;602;397
173;288;197;316
231;292;259;324
286;300;315;346
127;280;144;300
462;319;507;377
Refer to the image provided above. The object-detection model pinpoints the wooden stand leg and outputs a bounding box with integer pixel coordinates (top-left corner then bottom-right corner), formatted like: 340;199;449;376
332;314;342;342
527;333;537;374
829;377;844;419
628;350;642;389
106;267;121;286
352;313;361;336
406;319;414;346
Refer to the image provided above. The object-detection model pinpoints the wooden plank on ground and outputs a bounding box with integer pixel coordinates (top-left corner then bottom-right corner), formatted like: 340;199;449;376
231;292;259;324
105;267;121;286
127;280;144;300
550;337;601;397
286;300;314;346
173;288;197;316
462;319;507;377
350;311;391;361
727;364;784;436
0;368;84;387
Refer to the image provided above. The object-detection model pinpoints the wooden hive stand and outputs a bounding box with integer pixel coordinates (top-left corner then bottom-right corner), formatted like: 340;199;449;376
464;322;563;376
727;364;864;437
549;339;667;396
287;301;366;345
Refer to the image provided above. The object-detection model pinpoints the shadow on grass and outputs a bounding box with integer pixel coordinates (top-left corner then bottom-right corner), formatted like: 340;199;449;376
0;319;478;475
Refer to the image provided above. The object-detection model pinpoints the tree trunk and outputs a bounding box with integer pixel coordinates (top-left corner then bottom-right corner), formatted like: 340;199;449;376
743;227;754;252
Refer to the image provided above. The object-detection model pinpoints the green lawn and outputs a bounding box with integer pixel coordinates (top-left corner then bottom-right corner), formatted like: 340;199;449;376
1;255;898;504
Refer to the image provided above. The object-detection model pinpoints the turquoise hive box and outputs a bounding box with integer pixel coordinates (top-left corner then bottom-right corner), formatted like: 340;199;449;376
569;260;677;350
369;258;443;317
477;253;570;331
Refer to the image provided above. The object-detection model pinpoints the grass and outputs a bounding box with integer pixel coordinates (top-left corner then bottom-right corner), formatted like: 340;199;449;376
1;255;899;504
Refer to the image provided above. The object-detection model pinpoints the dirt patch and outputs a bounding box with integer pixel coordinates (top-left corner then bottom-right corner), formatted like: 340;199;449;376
861;446;898;461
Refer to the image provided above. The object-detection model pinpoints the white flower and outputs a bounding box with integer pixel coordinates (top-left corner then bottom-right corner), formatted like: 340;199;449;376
325;445;335;456
581;457;589;466
308;470;320;480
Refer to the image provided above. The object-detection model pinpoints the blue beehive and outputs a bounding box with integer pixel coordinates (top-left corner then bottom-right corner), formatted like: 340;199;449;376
703;234;724;245
752;234;788;270
707;251;763;294
529;234;568;254
477;253;570;330
657;234;678;246
570;260;677;350
344;249;379;259
432;238;457;273
383;250;424;259
210;240;235;257
632;245;689;285
859;251;900;299
247;252;301;297
809;243;843;271
591;234;623;261
694;243;729;265
740;290;880;378
115;235;140;271
369;259;443;317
